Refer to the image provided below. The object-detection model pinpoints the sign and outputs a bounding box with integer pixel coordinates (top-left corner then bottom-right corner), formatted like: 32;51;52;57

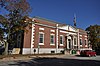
12;48;20;54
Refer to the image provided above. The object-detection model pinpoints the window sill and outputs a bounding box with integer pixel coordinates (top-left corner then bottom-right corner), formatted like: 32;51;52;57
60;44;64;46
74;45;77;46
39;43;44;45
80;45;82;47
50;44;55;46
85;45;88;47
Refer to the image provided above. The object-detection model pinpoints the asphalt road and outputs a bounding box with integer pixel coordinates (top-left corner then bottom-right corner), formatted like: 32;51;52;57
0;55;100;66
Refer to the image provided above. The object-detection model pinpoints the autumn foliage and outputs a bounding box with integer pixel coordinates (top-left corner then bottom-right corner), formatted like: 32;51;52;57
86;25;100;50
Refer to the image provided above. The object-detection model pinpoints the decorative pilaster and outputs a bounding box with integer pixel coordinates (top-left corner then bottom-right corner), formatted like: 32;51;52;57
56;24;58;53
30;23;35;54
77;29;80;49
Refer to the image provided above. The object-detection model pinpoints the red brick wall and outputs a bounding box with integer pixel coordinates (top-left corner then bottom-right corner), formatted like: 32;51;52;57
35;18;56;27
23;25;32;48
34;24;56;48
79;29;88;48
23;18;89;50
58;29;67;48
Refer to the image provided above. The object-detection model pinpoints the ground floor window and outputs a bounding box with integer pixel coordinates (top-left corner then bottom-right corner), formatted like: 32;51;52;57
39;32;44;44
80;38;82;45
60;35;63;45
68;39;71;49
50;34;55;45
85;40;87;45
74;38;77;45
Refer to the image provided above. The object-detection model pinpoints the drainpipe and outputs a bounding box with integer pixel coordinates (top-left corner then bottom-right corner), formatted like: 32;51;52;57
56;24;58;53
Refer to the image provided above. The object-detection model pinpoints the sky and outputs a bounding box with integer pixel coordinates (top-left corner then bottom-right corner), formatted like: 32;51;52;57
28;0;100;29
0;0;100;30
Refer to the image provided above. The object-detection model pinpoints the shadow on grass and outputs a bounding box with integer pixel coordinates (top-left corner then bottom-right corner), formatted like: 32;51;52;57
8;57;100;66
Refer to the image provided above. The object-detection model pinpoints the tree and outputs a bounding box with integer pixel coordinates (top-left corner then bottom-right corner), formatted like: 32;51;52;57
86;25;100;50
0;27;4;40
0;0;32;54
0;15;6;40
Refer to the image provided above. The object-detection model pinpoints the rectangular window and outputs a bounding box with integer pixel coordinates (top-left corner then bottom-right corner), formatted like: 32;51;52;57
80;39;82;45
85;40;87;45
50;34;55;45
39;33;44;45
74;38;77;45
60;35;63;45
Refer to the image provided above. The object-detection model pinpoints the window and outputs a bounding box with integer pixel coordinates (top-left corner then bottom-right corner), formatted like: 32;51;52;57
85;40;87;45
60;35;63;45
39;33;44;45
50;34;55;45
74;38;77;45
80;39;82;45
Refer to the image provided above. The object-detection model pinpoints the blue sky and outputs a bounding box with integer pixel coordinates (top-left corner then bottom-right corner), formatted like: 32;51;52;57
0;0;100;30
28;0;100;29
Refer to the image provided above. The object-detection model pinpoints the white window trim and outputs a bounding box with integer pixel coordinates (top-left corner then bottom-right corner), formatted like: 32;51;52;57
60;35;64;46
50;34;55;45
50;30;55;32
39;32;44;45
39;28;44;30
80;38;82;46
85;39;87;45
74;37;77;46
85;36;87;37
80;35;82;37
74;45;77;46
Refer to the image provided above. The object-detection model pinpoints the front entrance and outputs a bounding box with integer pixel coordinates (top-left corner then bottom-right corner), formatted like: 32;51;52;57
68;39;71;49
67;35;73;49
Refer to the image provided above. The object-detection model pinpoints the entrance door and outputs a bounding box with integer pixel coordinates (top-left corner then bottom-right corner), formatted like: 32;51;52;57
67;36;72;49
68;39;71;49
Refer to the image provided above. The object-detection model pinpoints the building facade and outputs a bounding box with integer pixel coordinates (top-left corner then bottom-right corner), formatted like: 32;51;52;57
16;17;89;54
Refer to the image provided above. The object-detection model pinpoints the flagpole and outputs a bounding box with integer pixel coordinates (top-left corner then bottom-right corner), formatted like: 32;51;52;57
73;13;76;27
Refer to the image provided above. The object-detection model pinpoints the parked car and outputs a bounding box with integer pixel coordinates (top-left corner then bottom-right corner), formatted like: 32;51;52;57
80;50;96;57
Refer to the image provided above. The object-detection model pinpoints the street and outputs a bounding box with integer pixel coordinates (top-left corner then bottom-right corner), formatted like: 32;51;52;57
0;55;100;66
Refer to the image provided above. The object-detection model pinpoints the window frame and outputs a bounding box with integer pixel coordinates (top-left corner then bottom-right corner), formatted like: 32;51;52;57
80;38;82;45
74;37;77;46
85;39;87;45
60;35;64;46
39;32;44;45
50;34;55;45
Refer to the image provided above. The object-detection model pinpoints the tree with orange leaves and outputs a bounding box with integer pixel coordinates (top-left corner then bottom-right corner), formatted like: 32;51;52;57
0;0;32;55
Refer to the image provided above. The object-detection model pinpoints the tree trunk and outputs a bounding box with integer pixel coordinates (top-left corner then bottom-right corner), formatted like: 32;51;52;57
4;42;8;55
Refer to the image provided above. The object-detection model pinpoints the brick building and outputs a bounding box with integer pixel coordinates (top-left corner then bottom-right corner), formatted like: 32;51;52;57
14;17;90;54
